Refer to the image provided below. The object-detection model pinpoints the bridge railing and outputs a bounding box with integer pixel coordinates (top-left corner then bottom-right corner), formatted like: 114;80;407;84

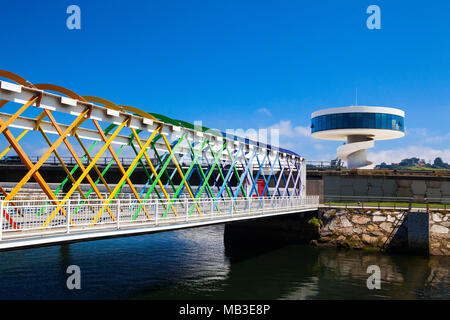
0;196;319;240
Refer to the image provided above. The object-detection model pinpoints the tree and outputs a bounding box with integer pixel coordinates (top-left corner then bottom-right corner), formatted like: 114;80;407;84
433;157;444;168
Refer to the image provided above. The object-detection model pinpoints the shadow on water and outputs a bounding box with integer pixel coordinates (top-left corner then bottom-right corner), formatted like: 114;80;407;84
0;224;448;300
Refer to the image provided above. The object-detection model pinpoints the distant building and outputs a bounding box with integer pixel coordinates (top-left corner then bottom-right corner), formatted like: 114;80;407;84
311;106;405;169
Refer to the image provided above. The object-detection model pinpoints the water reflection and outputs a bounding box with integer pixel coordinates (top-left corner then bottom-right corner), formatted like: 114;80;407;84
0;225;448;299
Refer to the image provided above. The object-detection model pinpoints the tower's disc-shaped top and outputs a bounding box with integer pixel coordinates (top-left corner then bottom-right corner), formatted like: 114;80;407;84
310;106;405;141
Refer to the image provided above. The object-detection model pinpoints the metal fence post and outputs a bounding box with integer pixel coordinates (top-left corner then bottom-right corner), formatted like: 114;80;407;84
155;200;159;225
66;199;71;234
211;199;214;218
117;200;120;230
0;200;3;241
231;199;234;217
185;198;188;222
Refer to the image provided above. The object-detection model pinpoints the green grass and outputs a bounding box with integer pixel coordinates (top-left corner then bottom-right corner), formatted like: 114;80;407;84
323;202;448;209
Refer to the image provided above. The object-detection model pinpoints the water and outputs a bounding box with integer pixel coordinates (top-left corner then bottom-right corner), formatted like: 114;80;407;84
0;225;448;299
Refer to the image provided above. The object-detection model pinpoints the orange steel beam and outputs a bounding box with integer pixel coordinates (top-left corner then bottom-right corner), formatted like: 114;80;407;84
0;129;28;160
3;109;89;202
74;132;113;194
90;125;162;225
0;70;34;88
41;118;129;228
91;120;152;220
0;71;73;221
129;128;179;216
0;96;39;135
0;118;73;224
160;133;201;215
43;109;116;220
38;127;87;199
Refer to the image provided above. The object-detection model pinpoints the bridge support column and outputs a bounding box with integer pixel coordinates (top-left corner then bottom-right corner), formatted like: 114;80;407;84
224;210;319;253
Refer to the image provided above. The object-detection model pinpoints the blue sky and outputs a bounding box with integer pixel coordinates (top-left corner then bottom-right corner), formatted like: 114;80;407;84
1;0;449;164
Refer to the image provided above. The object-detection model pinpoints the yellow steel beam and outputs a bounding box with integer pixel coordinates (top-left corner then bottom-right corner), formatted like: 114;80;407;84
92;120;152;220
43;110;115;220
0;96;38;135
3;108;89;202
0;129;28;160
81;95;154;219
41;118;129;228
38;127;87;199
90;126;162;225
130;128;178;216
160;133;201;215
74;132;113;194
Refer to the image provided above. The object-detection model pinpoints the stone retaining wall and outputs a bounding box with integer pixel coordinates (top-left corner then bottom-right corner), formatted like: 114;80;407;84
323;175;450;199
316;208;409;251
429;211;450;255
316;208;450;255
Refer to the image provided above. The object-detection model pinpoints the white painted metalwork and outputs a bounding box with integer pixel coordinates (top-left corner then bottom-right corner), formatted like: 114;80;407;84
0;196;319;250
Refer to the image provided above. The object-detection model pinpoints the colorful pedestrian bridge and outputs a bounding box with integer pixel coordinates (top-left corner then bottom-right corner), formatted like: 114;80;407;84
0;70;318;250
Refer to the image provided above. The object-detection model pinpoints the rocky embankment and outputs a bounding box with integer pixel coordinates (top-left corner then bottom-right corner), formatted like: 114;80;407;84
429;211;450;255
312;208;449;255
313;208;409;251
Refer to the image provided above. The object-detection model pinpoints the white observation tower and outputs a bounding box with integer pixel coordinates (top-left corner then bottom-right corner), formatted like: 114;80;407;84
311;106;405;169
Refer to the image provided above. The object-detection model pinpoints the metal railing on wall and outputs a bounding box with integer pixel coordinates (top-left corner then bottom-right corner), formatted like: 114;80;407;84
322;195;450;211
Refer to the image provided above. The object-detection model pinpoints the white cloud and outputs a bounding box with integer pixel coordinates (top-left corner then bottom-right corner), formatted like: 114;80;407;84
256;107;272;117
313;143;324;150
267;120;310;138
425;132;450;143
368;146;450;164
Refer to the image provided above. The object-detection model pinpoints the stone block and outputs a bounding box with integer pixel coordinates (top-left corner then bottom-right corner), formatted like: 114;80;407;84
353;227;362;234
324;176;340;185
382;179;397;196
339;177;354;187
340;186;354;197
380;222;393;232
340;216;352;228
373;216;386;222
441;182;450;196
352;179;368;195
352;215;371;224
326;219;339;231
426;180;441;188
324;185;340;196
411;180;426;196
367;186;383;197
367;178;384;187
426;188;441;199
397;179;412;188
396;187;413;198
431;225;448;234
362;234;379;245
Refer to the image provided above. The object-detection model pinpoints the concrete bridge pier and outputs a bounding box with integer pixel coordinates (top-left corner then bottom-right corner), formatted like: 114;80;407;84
224;210;320;253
